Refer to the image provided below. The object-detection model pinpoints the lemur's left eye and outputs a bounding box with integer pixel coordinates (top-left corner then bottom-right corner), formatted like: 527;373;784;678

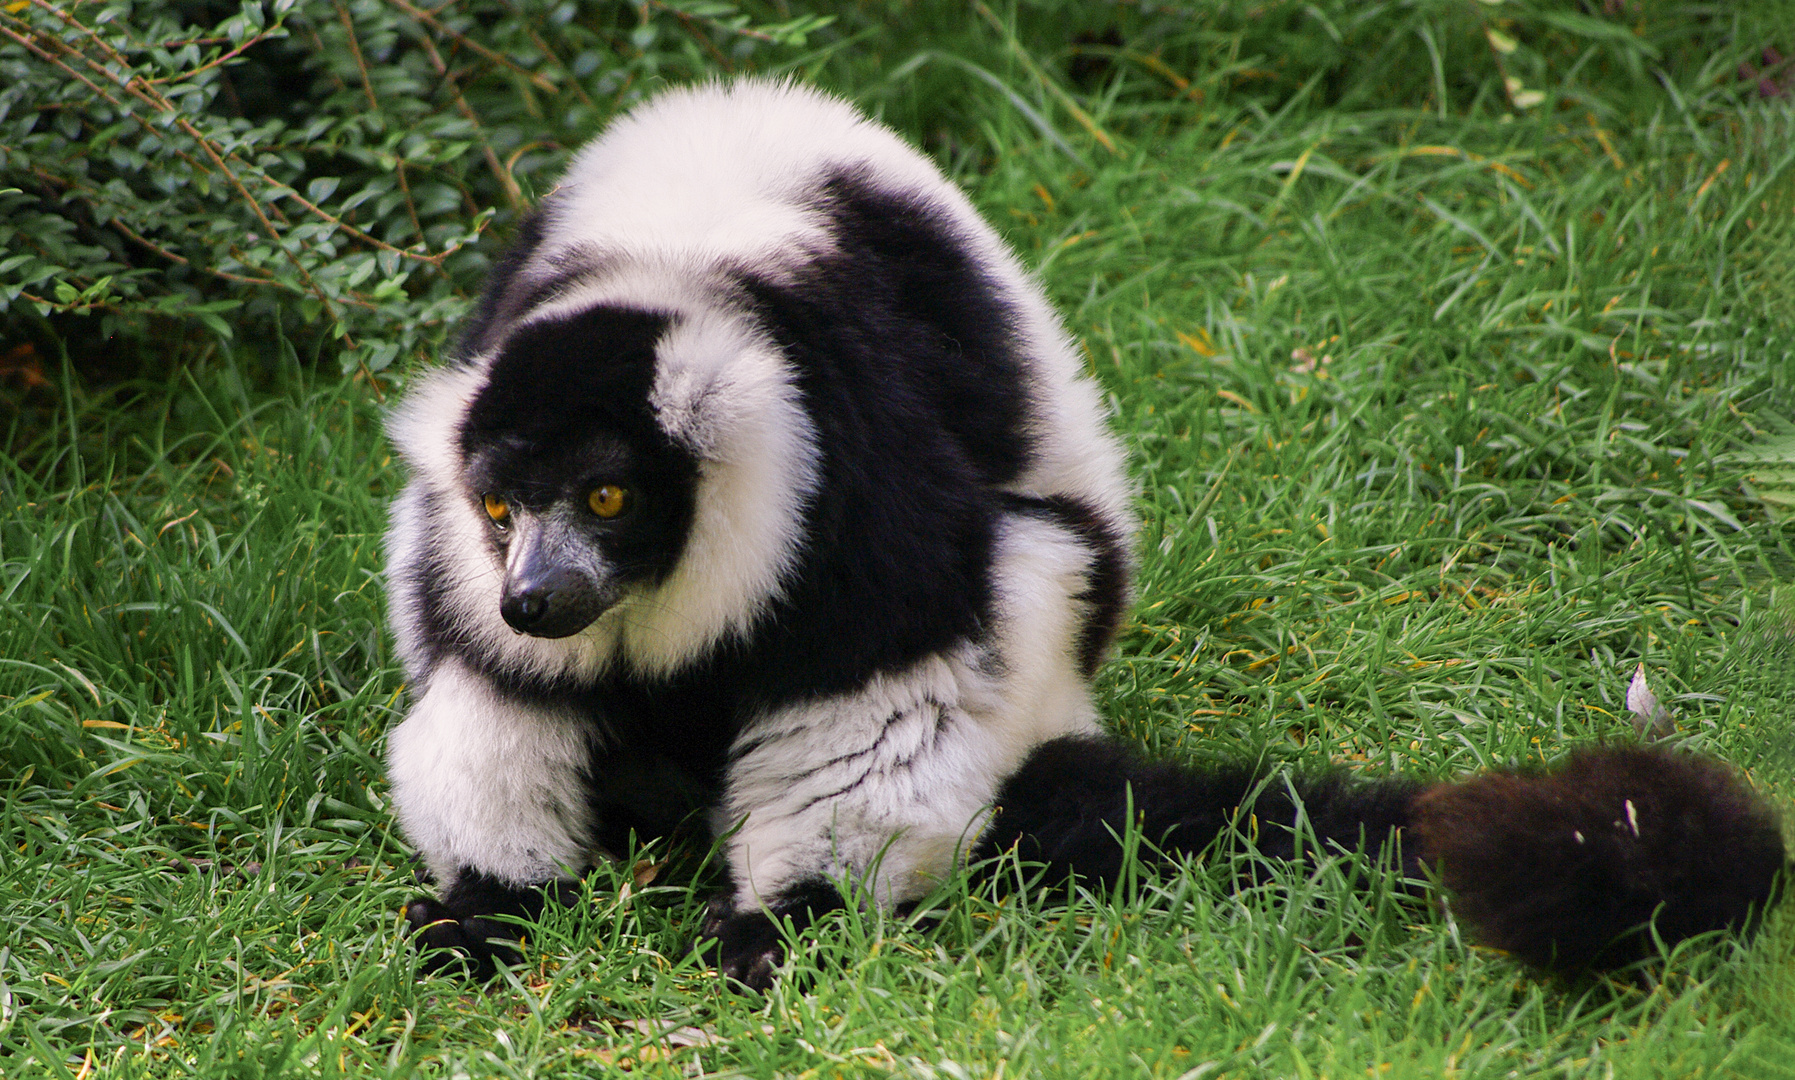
587;485;631;519
482;493;510;525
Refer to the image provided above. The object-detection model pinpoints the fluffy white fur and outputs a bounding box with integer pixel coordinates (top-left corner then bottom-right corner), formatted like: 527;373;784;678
628;302;821;676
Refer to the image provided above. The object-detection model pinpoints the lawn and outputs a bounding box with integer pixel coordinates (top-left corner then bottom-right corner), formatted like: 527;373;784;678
3;2;1794;1077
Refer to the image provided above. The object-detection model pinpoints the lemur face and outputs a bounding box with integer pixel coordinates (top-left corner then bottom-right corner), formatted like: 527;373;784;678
458;305;699;638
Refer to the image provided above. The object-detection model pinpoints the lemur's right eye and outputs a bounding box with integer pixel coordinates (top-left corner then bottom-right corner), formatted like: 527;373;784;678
482;494;510;525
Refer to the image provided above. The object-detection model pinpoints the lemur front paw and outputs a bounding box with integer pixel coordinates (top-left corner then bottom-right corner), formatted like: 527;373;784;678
403;894;524;980
402;869;571;981
698;899;790;992
696;882;845;992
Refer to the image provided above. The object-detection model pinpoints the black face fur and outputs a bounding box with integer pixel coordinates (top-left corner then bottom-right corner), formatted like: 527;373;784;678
459;306;700;636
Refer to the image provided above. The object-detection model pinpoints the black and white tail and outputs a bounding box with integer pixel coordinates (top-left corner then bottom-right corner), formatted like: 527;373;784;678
978;738;1786;972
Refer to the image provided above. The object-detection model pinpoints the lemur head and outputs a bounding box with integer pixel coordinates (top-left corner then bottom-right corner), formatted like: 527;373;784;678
458;305;700;639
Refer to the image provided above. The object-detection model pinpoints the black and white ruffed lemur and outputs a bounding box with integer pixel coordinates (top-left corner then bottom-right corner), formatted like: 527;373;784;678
382;79;1787;990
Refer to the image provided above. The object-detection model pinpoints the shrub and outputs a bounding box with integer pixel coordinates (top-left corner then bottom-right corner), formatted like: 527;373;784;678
0;0;832;376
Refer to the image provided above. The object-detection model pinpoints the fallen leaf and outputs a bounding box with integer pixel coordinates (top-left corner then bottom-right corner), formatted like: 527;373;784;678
1625;664;1675;740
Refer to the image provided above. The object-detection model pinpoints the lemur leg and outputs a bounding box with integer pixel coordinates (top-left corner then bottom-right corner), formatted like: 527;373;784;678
705;654;1002;988
705;513;1107;989
387;660;600;977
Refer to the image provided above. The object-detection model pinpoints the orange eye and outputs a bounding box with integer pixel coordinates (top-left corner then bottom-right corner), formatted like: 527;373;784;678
482;493;510;524
587;485;631;519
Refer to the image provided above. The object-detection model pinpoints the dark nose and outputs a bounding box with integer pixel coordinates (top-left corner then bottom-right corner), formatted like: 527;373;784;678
500;566;605;639
507;591;550;625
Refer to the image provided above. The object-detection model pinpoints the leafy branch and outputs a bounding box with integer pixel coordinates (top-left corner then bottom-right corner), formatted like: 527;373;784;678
0;0;825;373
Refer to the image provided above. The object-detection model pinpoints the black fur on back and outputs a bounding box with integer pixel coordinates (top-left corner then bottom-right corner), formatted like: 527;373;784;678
725;167;1039;705
799;165;1035;489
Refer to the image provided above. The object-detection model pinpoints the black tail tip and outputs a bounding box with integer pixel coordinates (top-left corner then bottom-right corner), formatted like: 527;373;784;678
1412;746;1787;972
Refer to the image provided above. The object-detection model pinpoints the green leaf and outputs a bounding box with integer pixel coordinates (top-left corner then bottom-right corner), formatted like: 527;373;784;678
197;311;234;339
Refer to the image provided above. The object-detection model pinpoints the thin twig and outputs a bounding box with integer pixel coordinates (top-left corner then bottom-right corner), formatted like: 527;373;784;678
522;25;595;108
306;0;441;261
415;31;524;210
109;219;301;292
333;0;382;115
394;160;427;248
660;6;734;70
302;20;353;96
645;0;778;43
385;0;557;92
148;27;281;86
172;114;347;326
271;172;449;265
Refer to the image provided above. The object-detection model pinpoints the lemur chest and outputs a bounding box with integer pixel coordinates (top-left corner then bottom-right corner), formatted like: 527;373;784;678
575;671;738;852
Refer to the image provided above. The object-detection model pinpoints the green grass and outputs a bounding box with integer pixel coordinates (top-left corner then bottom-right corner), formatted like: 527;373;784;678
4;4;1795;1077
